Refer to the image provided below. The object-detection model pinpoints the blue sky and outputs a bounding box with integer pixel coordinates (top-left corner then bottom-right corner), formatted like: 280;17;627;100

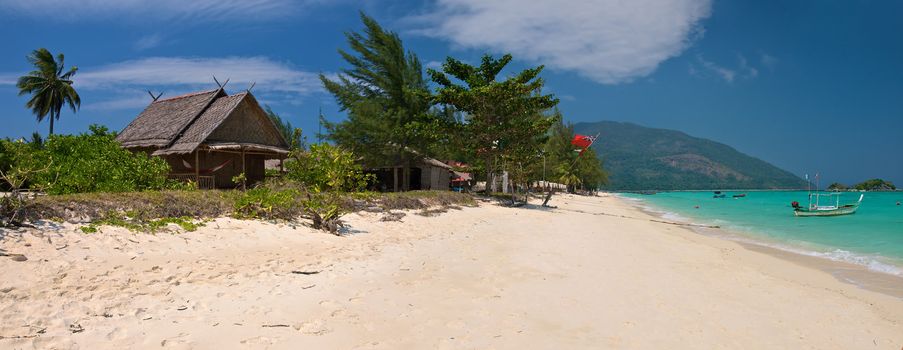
1;0;901;186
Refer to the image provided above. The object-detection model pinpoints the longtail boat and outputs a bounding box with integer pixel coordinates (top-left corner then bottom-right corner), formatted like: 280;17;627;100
792;193;863;217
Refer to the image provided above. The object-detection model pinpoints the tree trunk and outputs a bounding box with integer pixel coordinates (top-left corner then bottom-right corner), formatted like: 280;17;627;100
49;113;55;136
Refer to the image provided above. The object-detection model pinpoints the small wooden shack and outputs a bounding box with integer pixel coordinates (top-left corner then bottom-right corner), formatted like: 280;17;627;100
116;88;289;189
368;157;453;192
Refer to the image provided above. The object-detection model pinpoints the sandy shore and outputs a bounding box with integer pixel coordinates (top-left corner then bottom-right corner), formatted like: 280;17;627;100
1;194;902;349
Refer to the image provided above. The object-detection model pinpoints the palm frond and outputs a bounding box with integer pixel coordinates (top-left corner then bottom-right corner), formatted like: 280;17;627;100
17;48;81;133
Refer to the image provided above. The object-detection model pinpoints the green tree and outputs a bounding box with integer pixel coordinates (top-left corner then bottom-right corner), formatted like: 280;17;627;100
429;54;559;192
852;179;896;191
16;48;81;136
540;117;607;192
557;164;582;193
573;147;608;191
827;182;848;191
320;12;441;191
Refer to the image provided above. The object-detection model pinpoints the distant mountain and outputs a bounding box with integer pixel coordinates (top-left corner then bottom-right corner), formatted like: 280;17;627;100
574;121;808;190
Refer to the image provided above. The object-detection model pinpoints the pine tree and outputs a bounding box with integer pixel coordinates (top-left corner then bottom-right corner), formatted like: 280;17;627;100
320;12;441;191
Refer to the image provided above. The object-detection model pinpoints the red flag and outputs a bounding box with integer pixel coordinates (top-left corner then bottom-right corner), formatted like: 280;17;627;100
571;134;595;149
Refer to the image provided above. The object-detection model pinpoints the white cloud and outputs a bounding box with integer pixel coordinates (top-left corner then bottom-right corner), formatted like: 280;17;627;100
82;93;153;111
0;56;322;110
424;61;443;70
760;52;778;70
73;56;322;94
1;56;326;110
0;75;16;85
134;34;163;51
695;54;736;82
691;53;760;83
412;0;712;84
0;0;325;22
737;54;758;78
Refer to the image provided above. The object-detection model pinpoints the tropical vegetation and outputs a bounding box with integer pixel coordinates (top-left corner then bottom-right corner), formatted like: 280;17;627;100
318;13;600;198
320;12;442;191
3;14;607;230
1;125;173;195
16;48;81;136
429;54;559;195
265;105;304;150
852;179;896;191
539;116;608;192
827;182;848;191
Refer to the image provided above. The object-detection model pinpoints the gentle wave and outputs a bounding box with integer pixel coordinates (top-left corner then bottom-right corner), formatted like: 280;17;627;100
616;194;706;226
619;193;903;277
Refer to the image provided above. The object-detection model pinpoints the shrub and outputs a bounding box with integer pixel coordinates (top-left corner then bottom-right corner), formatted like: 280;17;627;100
80;212;206;233
232;187;304;220
3;125;176;195
25;190;234;223
0;138;46;191
16;186;476;234
230;183;348;234
1;139;50;226
31;125;173;194
303;191;348;234
284;143;373;193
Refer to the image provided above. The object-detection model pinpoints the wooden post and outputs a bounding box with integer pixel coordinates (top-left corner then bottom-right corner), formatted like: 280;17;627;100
194;151;200;185
403;166;410;192
393;167;399;192
241;148;246;190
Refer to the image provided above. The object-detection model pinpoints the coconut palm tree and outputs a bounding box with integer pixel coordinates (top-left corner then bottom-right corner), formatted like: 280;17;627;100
558;164;583;193
16;48;81;136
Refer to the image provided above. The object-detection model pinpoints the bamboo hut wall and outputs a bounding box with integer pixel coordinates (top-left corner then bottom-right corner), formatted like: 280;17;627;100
160;151;252;188
419;164;451;190
206;99;284;148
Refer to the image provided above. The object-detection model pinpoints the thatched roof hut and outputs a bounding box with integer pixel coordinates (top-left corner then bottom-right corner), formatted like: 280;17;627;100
117;88;289;188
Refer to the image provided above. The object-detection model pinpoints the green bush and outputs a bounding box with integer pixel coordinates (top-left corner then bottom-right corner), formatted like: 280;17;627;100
284;143;373;193
2;125;177;195
232;187;304;220
25;190;234;222
32;125;173;194
0;138;45;191
80;212;206;233
230;184;349;234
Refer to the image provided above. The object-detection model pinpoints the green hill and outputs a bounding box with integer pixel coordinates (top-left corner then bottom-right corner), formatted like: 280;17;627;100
573;121;808;190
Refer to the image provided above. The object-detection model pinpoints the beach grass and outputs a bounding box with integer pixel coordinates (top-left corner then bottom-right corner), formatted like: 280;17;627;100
20;189;475;232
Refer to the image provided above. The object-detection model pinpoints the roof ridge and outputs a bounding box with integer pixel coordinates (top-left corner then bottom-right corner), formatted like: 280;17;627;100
182;93;249;146
162;91;249;153
160;88;227;149
156;89;219;103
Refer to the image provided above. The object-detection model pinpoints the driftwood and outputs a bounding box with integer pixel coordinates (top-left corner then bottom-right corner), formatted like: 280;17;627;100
291;270;320;275
541;190;555;207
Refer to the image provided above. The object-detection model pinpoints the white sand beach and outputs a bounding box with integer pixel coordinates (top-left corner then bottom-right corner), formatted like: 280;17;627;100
1;194;902;349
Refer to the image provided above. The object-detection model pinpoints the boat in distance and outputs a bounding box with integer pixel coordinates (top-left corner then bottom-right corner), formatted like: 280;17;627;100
792;193;863;217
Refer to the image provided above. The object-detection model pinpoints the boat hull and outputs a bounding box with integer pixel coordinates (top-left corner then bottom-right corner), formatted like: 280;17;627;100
793;206;859;217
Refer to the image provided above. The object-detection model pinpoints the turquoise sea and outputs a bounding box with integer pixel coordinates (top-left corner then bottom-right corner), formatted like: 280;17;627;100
620;191;903;276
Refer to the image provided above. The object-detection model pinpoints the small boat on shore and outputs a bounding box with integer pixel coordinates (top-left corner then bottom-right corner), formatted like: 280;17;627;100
713;191;726;198
733;193;746;198
792;193;863;217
